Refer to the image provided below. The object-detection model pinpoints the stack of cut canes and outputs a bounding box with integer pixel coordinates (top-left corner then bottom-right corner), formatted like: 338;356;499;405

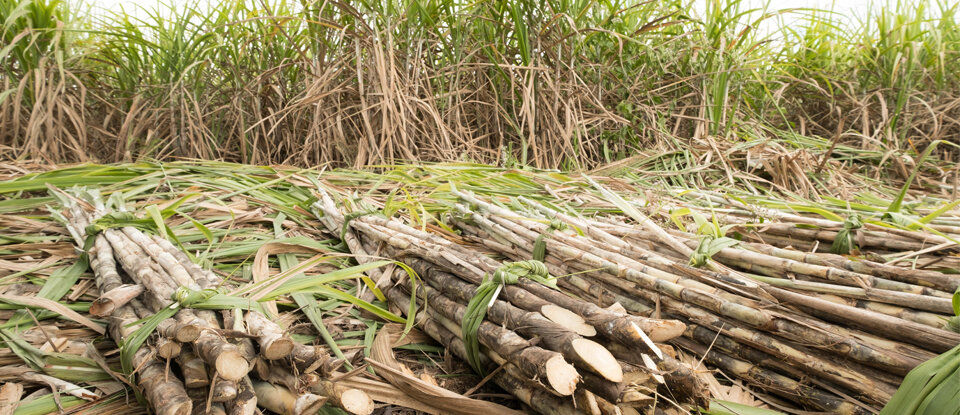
314;189;707;415
57;189;373;415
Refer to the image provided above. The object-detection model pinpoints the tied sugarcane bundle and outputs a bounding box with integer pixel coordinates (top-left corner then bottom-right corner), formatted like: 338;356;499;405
461;260;557;374
445;189;960;413
314;189;707;412
52;187;375;415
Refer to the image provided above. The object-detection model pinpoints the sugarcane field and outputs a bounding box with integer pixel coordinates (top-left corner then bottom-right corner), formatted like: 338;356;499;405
3;0;960;414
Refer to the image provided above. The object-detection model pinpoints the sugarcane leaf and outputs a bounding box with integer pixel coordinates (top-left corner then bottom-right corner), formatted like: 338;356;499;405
670;207;692;230
0;294;104;334
953;290;960;317
881;344;960;414
4;257;89;329
887;141;960;214
306;286;405;323
11;393;84;415
914;364;960;415
910;200;960;230
264;260;396;298
0;329;46;369
119;305;179;376
188;293;265;312
360;276;387;302
145;204;167;240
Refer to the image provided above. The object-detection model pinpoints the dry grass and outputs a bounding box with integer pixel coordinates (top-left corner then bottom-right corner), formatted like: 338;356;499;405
0;0;958;176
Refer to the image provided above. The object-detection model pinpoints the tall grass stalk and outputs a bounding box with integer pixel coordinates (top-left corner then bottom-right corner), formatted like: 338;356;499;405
0;0;958;174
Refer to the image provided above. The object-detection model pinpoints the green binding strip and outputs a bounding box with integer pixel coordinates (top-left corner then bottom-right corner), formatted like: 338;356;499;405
460;260;556;374
830;214;863;255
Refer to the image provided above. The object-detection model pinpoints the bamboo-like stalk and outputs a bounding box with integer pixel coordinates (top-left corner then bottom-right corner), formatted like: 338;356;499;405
226;376;257;415
465;209;947;368
86;223;194;415
386;284;581;415
673;336;870;415
90;283;144;317
158;315;203;343
133;347;194;415
211;378;239;402
394;275;582;396
739;241;960;292
589;216;954;302
290;343;333;374
307;380;374;415
178;346;210;388
403;257;623;383
680;323;886;410
344;211;700;404
351;214;683;347
192;311;250;382
122;227;196;288
454;208;941;376
244;310;295;360
157;337;182;359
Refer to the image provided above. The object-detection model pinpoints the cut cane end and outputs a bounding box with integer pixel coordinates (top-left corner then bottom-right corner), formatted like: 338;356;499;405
262;338;296;360
215;351;249;381
572;338;622;383
541;304;597;337
340;389;374;415
545;355;580;396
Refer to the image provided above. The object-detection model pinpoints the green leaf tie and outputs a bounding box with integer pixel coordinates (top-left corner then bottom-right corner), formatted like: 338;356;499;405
461;260;556;374
173;286;223;307
689;235;740;268
532;218;567;262
830;214;863;255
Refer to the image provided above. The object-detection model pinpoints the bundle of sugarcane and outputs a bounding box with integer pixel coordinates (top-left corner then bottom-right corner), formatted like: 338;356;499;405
440;189;960;414
312;189;707;415
677;190;960;271
54;188;374;415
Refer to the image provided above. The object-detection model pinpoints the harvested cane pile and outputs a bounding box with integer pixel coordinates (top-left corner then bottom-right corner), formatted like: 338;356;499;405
53;188;374;415
315;182;960;414
314;190;704;414
5;162;960;415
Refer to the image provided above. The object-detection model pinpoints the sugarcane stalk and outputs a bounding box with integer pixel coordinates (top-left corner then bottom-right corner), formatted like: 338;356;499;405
178;346;211;388
211;377;239;403
674;336;871;415
90;283;145;317
244;310;295;360
392;274;582;395
738;222;941;252
350;213;698;403
192;311;250;382
404;258;623;383
307;379;374;415
808;292;947;328
159;315;204;343
252;381;301;415
122;227;196;288
740;241;960;292
134;347;194;415
490;214;944;368
380;274;588;399
355;215;685;347
456;215;936;375
387;284;580;415
290;342;333;374
157;337;182;359
226;376;257;415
